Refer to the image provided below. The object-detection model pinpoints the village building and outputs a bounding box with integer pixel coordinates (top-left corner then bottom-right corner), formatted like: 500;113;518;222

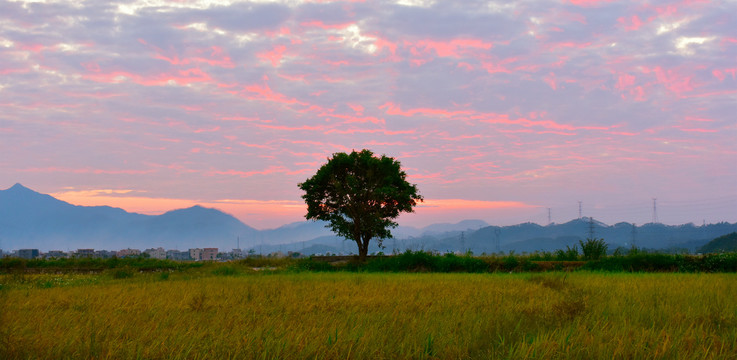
45;250;68;258
144;247;166;259
202;248;218;261
117;248;141;258
189;248;202;261
166;250;190;261
18;249;39;259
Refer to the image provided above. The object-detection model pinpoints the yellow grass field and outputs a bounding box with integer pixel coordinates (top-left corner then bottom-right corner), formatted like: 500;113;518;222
1;269;736;359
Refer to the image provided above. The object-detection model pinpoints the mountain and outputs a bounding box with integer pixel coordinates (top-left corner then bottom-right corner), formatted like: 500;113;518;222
2;184;736;255
0;184;258;251
419;219;489;235
699;232;737;253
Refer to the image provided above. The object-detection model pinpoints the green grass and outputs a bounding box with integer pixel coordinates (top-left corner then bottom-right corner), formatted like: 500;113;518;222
1;268;736;359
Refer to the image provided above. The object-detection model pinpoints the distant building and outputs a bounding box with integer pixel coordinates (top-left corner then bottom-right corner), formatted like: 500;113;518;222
18;249;39;259
231;248;244;259
45;250;68;259
117;248;141;258
202;248;218;261
95;250;116;259
144;247;166;260
166;250;190;261
189;248;203;261
76;249;94;258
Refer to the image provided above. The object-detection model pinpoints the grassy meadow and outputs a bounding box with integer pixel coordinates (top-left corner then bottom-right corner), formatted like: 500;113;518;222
2;264;736;359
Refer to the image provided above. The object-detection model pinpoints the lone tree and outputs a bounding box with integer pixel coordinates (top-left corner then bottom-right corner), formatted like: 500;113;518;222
298;149;423;261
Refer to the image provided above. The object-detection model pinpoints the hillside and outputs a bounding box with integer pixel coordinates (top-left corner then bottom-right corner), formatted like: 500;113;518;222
699;232;737;253
2;184;737;254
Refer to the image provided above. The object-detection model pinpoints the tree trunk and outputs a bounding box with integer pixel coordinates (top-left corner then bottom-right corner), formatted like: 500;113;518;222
357;240;368;262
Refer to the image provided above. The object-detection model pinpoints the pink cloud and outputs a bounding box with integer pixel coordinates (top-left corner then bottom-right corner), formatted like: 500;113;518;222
678;127;718;133
348;103;364;113
0;67;30;75
300;20;354;30
83;68;211;86
713;69;736;81
616;73;636;90
257;45;287;67
373;37;398;58
19;167;156;175
642;66;694;96
408;38;492;59
193;126;221;133
206;166;288;177
243;81;302;105
618;15;643;31
543;72;557;90
140;39;235;69
255;124;325;132
380;102;472;118
323;128;414;135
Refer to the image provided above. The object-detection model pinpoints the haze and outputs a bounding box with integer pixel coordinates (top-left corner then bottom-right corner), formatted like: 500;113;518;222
1;0;736;229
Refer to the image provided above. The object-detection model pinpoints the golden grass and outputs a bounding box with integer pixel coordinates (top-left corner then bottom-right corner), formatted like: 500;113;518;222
1;271;736;359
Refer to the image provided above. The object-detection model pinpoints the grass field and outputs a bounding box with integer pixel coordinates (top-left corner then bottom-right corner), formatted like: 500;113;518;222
2;267;736;359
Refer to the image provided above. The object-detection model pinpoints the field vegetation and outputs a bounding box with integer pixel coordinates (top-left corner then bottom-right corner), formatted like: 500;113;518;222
2;257;736;359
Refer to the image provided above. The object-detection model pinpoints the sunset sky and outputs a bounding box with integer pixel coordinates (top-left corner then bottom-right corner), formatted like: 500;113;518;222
2;0;736;229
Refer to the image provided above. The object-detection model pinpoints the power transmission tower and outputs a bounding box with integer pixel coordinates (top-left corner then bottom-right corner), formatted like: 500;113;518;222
459;231;465;253
548;208;552;225
652;198;658;224
578;201;582;219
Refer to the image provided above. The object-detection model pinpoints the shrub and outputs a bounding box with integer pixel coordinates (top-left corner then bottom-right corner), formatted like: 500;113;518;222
110;267;134;279
212;265;239;276
502;255;519;272
579;238;608;261
555;246;579;261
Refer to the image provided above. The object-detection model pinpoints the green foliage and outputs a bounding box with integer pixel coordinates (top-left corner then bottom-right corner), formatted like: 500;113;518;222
298;149;423;260
579;238;608;260
109;267;134;279
583;252;737;272
699;232;737;253
502;254;520;272
554;245;579;261
292;258;337;272
212;265;239;276
292;251;490;273
362;251;489;273
0;257;195;272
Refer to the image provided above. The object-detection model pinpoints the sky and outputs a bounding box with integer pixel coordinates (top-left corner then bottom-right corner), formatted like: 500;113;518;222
1;0;736;229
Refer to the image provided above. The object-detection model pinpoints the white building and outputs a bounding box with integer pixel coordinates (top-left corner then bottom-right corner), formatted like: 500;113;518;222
189;248;202;261
144;247;166;259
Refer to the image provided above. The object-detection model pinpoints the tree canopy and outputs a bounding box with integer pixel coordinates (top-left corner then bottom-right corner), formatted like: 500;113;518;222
298;150;423;261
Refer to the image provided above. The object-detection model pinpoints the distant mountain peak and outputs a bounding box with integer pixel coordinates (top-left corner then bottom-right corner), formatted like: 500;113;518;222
7;183;32;192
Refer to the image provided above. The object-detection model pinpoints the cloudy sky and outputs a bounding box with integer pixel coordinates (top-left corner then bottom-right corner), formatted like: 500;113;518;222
2;0;736;229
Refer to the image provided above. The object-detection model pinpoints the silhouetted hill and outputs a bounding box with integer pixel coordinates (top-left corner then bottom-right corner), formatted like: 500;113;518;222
699;232;737;253
0;184;257;251
2;184;736;255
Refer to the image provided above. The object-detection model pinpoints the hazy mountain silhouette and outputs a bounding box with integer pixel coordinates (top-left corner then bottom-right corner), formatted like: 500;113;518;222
0;184;257;251
2;184;736;254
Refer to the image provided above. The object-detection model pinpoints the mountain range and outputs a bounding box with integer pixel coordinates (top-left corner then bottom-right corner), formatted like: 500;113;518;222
1;183;736;254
